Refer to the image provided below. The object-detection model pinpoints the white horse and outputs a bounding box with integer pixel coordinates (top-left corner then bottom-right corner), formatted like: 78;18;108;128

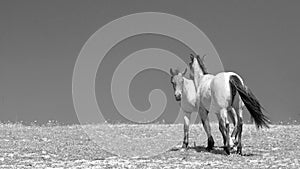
189;54;270;155
169;68;199;150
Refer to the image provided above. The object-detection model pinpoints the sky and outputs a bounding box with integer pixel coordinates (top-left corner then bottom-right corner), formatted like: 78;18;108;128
0;0;299;125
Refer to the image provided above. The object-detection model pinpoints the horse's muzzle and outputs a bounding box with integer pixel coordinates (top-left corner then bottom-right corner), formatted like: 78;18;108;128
175;95;181;101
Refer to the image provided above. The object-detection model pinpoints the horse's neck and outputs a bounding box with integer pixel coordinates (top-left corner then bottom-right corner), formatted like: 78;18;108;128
183;77;195;91
182;77;197;104
193;67;204;88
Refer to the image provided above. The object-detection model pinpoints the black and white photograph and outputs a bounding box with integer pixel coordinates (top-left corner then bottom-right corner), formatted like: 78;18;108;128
0;0;299;168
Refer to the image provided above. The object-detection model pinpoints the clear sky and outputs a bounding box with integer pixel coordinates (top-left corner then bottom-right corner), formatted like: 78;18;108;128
0;0;299;124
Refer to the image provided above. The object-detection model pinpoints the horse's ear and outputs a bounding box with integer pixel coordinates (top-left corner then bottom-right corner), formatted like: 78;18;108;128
170;68;174;76
190;54;194;60
196;54;200;61
201;54;207;61
182;68;187;76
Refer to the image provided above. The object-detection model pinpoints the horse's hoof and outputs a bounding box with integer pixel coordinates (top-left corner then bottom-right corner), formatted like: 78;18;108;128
234;140;238;146
206;146;214;152
224;147;230;155
182;145;188;149
181;143;188;151
207;136;215;150
237;146;242;155
180;147;188;152
182;141;188;148
229;137;235;148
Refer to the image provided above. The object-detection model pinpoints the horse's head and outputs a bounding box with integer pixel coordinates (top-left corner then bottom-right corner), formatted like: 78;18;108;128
196;54;209;75
189;54;196;76
189;53;209;75
170;68;187;101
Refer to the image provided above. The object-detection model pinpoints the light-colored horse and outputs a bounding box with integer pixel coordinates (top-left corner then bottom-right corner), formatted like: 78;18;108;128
189;54;236;150
169;68;200;150
189;54;271;155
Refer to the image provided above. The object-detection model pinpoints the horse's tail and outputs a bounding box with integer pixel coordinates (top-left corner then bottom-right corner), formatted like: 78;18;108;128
229;75;271;129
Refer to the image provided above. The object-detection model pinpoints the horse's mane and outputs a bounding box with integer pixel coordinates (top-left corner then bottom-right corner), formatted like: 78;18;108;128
195;55;209;75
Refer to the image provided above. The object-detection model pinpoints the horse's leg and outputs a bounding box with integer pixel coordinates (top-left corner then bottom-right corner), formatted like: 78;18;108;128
182;111;191;149
220;108;230;155
215;113;226;146
237;109;243;155
229;107;238;147
199;107;214;151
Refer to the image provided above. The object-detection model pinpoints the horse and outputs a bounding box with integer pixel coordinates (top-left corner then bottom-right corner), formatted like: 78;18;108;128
189;54;236;151
169;68;199;150
189;54;271;155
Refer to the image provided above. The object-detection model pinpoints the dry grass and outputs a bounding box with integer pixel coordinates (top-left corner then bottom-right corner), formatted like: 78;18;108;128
0;123;300;168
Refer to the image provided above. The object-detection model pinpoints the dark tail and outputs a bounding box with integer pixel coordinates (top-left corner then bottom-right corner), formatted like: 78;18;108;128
229;75;271;128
